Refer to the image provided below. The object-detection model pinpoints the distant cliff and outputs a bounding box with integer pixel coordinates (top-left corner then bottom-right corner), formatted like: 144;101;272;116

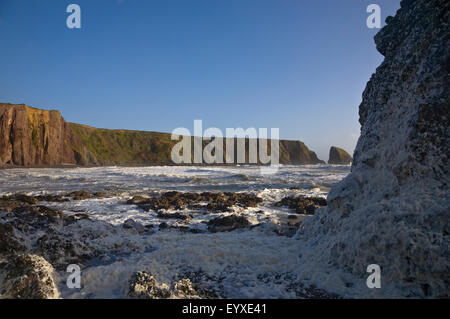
0;103;324;167
0;103;85;166
328;146;352;165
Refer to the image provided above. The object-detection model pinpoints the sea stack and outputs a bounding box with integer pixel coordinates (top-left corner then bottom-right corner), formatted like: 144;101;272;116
298;0;449;298
328;146;352;165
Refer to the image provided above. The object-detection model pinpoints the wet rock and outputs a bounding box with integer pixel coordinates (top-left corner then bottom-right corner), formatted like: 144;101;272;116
0;199;27;212
129;191;263;213
0;223;29;255
172;278;218;299
36;231;98;268
274;196;327;215
122;219;145;233
66;190;92;200
12;194;38;205
128;271;171;299
159;222;168;229
35;194;69;202
127;272;217;299
207;215;251;233
157;211;191;222
127;195;149;204
0;254;60;299
65;213;90;225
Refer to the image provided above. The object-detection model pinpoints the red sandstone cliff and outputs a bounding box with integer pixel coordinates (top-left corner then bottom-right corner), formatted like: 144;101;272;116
0;103;84;166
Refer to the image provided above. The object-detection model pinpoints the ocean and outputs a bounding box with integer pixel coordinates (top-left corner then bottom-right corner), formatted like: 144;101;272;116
0;165;353;298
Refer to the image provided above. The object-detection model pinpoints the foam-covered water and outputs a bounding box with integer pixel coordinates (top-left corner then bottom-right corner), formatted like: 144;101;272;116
1;165;360;299
0;165;349;195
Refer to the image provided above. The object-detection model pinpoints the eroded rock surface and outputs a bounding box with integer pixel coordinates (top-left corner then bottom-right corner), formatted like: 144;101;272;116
299;0;449;298
0;254;60;299
128;271;218;299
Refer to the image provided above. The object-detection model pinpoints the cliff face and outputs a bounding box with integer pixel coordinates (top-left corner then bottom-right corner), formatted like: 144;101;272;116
0;103;84;166
298;0;449;297
0;103;323;167
328;146;352;165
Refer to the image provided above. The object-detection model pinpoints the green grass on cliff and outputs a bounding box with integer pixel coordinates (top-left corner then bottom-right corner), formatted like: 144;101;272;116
70;123;177;165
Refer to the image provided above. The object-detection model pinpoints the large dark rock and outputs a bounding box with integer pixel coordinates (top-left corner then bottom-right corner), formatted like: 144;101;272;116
207;215;251;233
299;0;449;298
328;146;352;165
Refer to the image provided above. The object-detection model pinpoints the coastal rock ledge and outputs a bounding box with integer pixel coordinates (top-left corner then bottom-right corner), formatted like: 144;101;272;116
298;0;449;298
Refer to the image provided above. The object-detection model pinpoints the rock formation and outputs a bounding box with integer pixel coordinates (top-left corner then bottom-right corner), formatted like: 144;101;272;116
298;0;449;298
328;146;352;165
0;103;324;166
0;103;85;166
0;254;60;299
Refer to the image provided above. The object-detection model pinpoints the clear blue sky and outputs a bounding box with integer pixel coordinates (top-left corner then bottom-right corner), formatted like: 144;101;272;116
0;0;401;161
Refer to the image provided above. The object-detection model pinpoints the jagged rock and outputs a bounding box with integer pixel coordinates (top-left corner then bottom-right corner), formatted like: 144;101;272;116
172;278;218;299
0;224;29;255
207;215;250;233
129;191;262;213
128;271;171;299
328;146;352;165
127;272;217;299
0;254;60;299
274;196;327;214
299;0;450;298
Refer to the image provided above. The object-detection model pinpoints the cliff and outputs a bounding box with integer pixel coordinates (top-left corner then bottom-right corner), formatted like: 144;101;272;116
0;103;324;167
0;103;85;166
297;0;449;298
328;146;352;165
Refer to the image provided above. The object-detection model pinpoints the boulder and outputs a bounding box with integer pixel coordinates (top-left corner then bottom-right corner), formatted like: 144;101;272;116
0;254;60;299
207;215;250;233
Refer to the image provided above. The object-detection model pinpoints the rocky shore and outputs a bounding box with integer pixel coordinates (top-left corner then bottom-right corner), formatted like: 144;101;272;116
0;190;332;299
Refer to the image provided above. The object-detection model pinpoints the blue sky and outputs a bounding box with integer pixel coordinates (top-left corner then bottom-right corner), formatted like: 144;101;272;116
0;0;401;161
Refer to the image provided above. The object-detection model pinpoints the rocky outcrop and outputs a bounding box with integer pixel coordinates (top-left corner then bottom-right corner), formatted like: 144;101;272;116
0;103;324;167
0;254;60;299
0;103;85;166
298;0;449;298
328;146;352;165
207;215;251;233
128;271;217;299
